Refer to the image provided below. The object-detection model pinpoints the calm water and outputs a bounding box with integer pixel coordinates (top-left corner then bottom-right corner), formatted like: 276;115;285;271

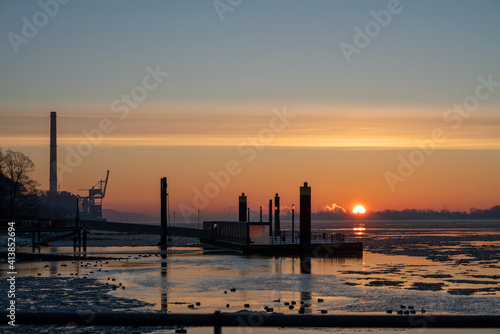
8;220;500;317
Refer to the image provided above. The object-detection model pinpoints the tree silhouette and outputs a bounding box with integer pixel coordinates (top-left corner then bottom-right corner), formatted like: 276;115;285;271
0;149;40;218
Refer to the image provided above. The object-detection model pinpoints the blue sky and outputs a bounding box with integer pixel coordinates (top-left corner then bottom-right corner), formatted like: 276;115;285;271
1;0;500;106
1;1;500;214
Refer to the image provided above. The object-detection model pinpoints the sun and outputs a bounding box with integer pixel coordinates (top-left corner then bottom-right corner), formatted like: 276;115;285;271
352;205;366;214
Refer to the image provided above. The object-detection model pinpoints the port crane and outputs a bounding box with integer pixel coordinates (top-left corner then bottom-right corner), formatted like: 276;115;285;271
79;170;109;220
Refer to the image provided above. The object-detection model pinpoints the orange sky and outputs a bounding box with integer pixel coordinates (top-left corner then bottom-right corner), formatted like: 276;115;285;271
2;102;499;220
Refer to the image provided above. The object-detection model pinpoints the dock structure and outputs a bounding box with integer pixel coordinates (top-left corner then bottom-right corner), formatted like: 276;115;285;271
200;182;363;256
1;182;361;256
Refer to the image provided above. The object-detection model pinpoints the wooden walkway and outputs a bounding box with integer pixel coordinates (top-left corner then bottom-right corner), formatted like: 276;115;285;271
0;219;215;239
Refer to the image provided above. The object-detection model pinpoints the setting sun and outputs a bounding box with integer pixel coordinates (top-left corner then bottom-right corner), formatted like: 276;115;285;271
352;205;366;214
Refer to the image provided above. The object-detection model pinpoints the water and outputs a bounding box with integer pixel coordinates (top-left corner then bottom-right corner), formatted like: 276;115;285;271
2;220;499;333
6;220;499;317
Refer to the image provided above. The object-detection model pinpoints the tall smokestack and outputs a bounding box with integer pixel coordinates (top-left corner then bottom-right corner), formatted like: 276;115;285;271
300;182;311;249
49;111;57;194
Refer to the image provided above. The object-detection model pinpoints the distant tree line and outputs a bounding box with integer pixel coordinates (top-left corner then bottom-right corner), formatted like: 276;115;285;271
314;206;500;220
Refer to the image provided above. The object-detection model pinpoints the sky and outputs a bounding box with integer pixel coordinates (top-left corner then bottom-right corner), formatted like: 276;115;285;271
1;0;499;221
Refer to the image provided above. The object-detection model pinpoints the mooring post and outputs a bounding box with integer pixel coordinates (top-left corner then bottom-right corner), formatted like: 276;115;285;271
292;204;295;243
213;311;222;334
274;193;280;241
239;193;247;222
84;229;87;252
75;196;80;228
160;177;167;247
300;182;312;252
260;206;262;222
268;199;273;237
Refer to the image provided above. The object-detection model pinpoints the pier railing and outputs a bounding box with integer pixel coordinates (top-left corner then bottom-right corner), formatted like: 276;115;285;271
269;232;346;245
3;311;499;334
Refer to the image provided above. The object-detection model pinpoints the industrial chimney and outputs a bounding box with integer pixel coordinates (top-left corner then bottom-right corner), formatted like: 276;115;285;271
49;111;58;195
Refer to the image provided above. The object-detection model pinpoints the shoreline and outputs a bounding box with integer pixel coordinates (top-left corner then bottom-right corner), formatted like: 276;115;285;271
0;276;172;334
1;224;499;333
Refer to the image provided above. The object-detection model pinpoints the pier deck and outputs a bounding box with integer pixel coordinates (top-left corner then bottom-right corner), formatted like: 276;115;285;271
201;237;363;256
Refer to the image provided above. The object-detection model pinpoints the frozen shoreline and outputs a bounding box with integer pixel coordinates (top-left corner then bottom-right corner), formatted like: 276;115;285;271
0;276;174;334
1;226;499;333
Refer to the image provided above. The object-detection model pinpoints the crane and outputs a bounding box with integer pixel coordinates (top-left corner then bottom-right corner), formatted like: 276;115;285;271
79;170;109;220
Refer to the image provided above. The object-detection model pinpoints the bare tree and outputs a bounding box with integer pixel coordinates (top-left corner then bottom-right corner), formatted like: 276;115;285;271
0;149;7;214
0;149;40;218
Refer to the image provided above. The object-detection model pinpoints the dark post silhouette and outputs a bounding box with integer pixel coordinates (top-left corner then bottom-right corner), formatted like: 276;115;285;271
239;193;247;222
292;204;295;243
75;196;80;228
160;251;168;312
268;199;273;236
82;228;87;252
274;193;280;240
75;196;81;249
160;177;168;247
259;206;263;222
300;182;311;250
300;256;311;274
49;111;57;195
